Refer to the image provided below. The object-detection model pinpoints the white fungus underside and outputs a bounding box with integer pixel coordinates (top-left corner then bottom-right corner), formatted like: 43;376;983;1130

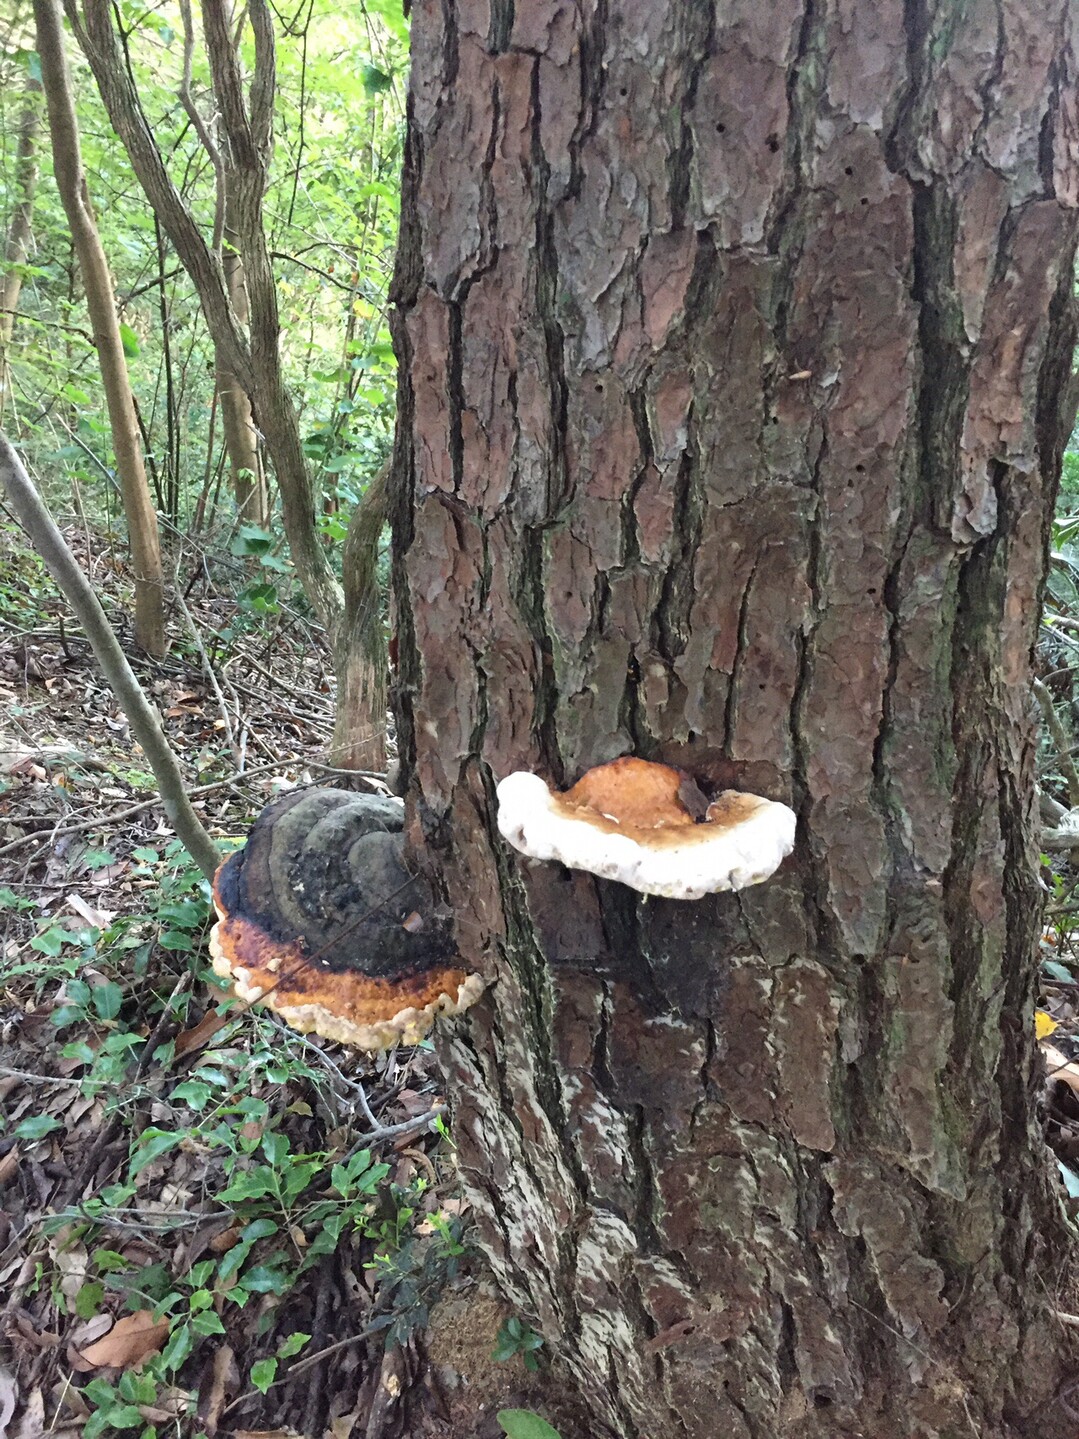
209;924;485;1050
496;771;796;899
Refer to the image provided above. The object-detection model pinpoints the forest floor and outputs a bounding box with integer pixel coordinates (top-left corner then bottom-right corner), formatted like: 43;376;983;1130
0;516;580;1439
8;510;1079;1439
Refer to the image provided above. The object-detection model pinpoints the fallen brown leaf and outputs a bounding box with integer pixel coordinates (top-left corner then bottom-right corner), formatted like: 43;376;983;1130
197;1343;237;1435
1044;1042;1079;1099
0;1363;17;1433
174;1008;228;1057
73;1310;170;1370
0;1145;20;1186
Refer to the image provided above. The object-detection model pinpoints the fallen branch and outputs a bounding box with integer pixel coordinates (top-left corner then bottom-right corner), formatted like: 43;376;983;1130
0;432;220;880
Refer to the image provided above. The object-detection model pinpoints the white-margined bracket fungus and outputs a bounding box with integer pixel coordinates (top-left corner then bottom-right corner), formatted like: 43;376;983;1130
496;756;796;900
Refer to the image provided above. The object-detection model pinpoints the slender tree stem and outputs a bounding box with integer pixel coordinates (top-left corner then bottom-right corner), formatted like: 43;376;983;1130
0;433;220;880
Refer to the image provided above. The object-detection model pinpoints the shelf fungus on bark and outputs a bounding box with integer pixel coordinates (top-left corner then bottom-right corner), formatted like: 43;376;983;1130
209;789;484;1049
496;756;796;900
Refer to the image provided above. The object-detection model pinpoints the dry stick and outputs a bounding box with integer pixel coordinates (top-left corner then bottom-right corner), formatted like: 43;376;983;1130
172;561;239;764
0;433;220;881
219;1322;384;1417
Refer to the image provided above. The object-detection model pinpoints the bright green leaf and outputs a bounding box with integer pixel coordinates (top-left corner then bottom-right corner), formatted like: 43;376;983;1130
15;1114;62;1140
250;1358;277;1394
92;981;123;1021
496;1411;563;1439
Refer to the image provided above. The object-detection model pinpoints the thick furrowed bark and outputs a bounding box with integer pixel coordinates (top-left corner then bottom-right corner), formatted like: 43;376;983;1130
391;4;1079;1437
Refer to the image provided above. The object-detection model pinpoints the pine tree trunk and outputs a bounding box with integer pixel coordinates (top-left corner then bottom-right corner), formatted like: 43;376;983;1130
35;0;166;656
389;4;1079;1435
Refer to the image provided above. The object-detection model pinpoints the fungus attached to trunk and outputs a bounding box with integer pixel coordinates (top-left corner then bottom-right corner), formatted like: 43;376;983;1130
496;756;796;899
209;789;483;1049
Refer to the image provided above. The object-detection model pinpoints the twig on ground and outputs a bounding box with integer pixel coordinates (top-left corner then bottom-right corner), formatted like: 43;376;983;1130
344;1105;447;1155
173;567;239;764
0;434;219;880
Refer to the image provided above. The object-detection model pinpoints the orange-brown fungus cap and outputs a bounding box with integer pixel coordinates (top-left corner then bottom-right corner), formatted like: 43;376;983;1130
209;789;484;1049
562;756;696;830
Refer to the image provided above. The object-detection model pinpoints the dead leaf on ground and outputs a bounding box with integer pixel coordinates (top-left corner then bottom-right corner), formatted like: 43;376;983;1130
1043;1042;1079;1098
0;1363;17;1433
66;893;116;928
0;1145;20;1186
197;1343;237;1436
72;1310;170;1370
174;1008;228;1057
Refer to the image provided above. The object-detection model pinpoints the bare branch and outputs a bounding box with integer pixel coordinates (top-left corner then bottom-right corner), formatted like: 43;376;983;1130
0;432;220;881
178;0;225;255
68;0;250;386
1034;678;1079;809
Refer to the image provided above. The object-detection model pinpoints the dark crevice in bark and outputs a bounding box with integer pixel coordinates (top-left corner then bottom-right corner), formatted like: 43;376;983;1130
908;182;968;532
651;239;712;668
666;5;714;232
724;555;761;758
942;542;997;1019
529;57;571;520
517;526;563;778
886;0;928;170
791;435;841;970
487;0;514;55
561;0;607;205
446;307;465;492
1038;60;1062;197
775;1298;799;1397
624;1103;663;1254
439;0;459;89
973;4;1009;160
764;0;823;313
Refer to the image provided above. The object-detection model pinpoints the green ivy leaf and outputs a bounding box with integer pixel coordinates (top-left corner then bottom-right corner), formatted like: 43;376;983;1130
159;1321;193;1372
250;1358;277;1394
277;1331;310;1359
15;1114;62;1140
31;926;66;956
91;981;123;1021
75;1281;105;1319
170;1080;211;1110
496;1411;563;1439
129;1129;181;1178
118;322;140;358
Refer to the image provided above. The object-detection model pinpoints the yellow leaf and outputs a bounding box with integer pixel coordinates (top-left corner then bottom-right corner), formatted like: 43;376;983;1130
1036;1010;1059;1040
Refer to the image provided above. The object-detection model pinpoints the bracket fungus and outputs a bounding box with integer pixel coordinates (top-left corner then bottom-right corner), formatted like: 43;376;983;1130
209;789;483;1050
496;756;796;899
